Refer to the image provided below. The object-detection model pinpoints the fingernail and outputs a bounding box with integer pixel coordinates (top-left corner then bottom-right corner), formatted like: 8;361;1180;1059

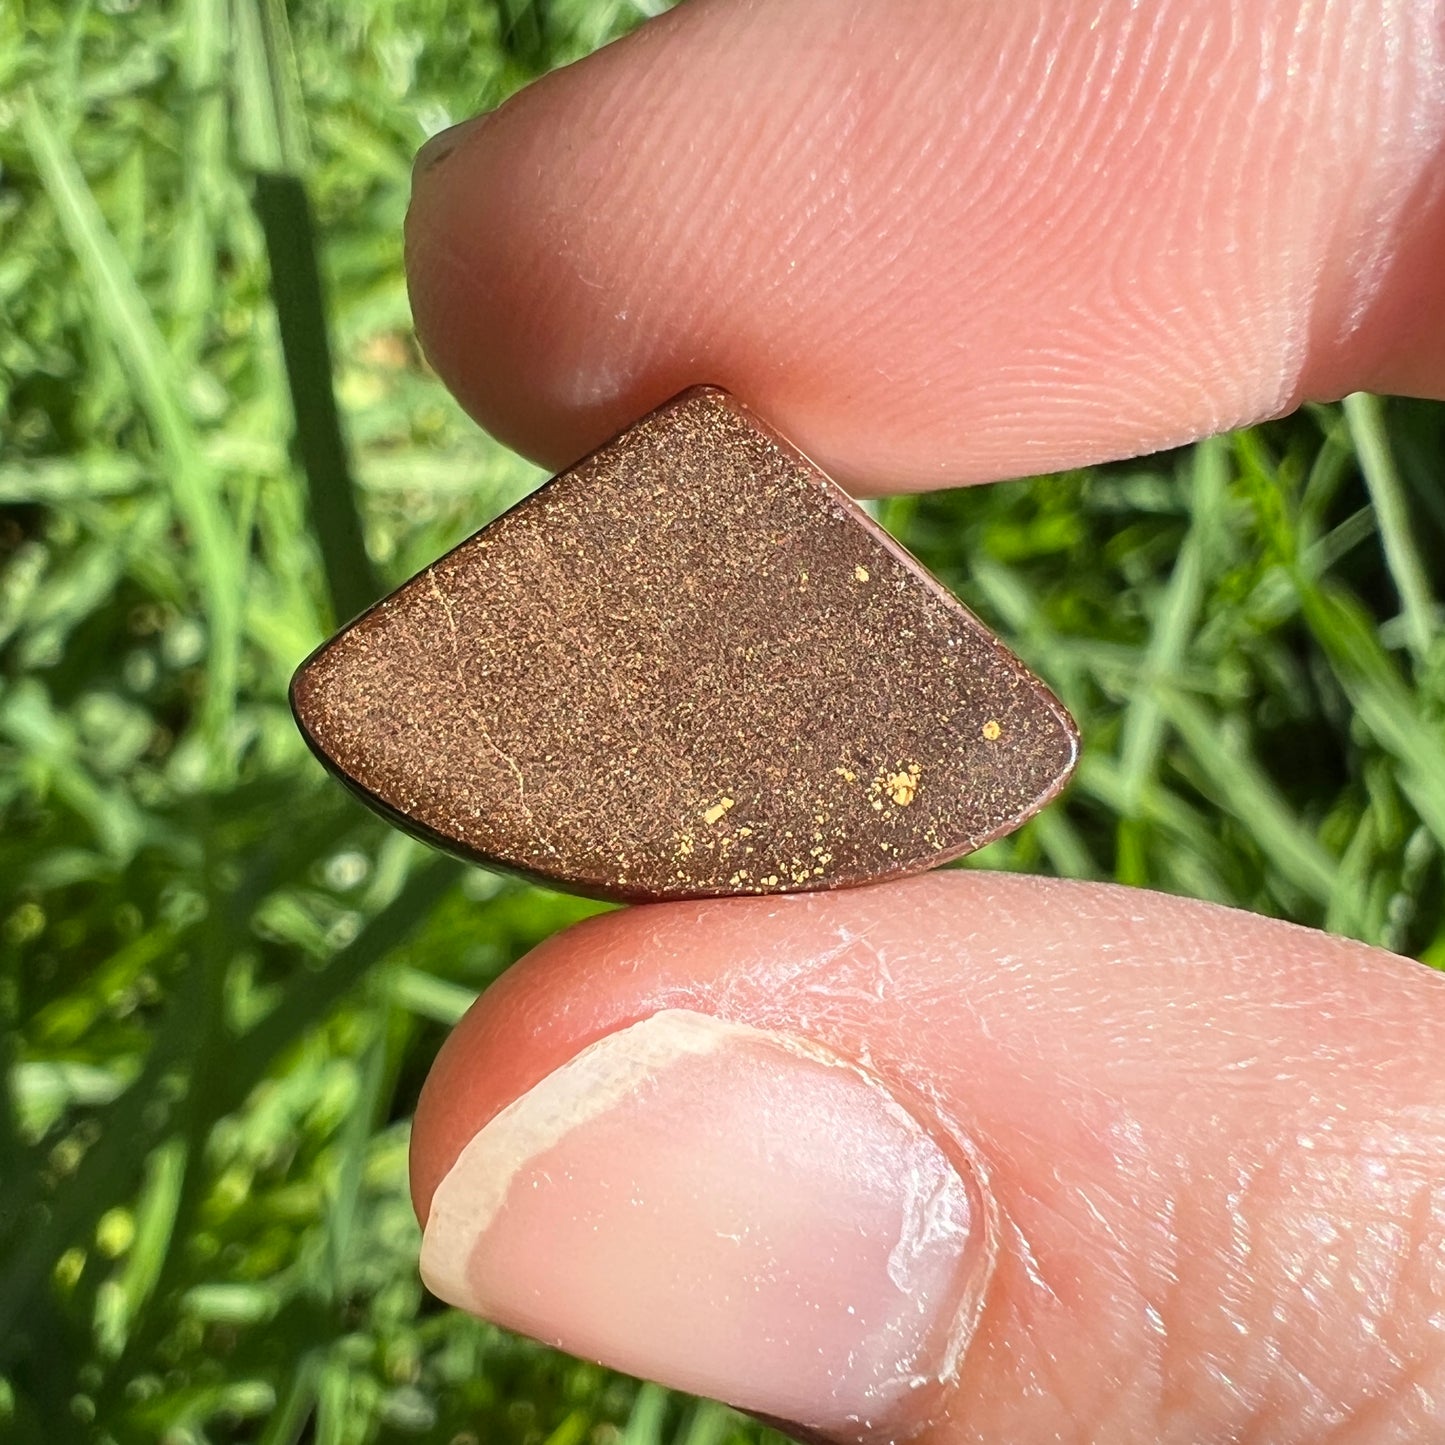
420;1009;995;1440
413;112;491;181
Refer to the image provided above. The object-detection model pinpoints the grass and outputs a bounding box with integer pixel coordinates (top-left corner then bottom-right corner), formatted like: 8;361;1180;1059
1;1;1442;1442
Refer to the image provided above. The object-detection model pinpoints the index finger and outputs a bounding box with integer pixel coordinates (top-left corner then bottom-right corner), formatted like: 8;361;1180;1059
405;0;1445;493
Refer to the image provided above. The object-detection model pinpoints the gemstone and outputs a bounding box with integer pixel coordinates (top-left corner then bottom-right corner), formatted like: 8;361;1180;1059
291;388;1078;901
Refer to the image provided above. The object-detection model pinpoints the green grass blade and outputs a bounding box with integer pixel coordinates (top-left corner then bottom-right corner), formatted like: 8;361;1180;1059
620;1383;669;1445
1159;688;1340;911
675;1400;740;1445
1116;436;1228;813
96;1138;189;1357
1302;583;1445;847
19;90;244;755
255;1354;321;1445
543;1410;593;1445
231;0;312;173
1343;391;1437;665
322;1023;388;1294
387;966;479;1025
253;173;382;624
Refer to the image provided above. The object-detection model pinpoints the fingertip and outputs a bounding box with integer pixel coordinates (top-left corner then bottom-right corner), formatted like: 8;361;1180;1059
405;19;715;472
407;0;1445;488
408;875;1445;1440
419;1008;993;1440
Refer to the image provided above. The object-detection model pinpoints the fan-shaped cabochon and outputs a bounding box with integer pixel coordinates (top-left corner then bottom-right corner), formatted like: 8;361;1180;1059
291;389;1078;902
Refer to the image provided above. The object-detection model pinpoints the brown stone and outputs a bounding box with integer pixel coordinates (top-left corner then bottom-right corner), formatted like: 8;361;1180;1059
291;388;1078;901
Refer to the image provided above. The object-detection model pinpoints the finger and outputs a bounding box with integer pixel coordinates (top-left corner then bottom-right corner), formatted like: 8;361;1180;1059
406;0;1445;491
410;873;1445;1443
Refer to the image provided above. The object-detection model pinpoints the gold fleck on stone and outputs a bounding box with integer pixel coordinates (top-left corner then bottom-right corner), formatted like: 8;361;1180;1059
703;797;735;826
885;764;922;806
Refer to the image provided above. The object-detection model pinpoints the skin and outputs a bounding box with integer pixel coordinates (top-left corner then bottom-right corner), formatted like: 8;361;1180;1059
404;1;1445;1439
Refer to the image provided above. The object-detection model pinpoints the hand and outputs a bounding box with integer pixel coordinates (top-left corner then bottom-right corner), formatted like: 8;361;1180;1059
403;3;1445;1441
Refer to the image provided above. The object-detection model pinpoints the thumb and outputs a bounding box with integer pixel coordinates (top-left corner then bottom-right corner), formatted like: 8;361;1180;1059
410;874;1445;1443
405;0;1445;491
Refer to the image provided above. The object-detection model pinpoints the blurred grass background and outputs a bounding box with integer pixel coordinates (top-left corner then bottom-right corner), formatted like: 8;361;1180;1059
1;0;1442;1441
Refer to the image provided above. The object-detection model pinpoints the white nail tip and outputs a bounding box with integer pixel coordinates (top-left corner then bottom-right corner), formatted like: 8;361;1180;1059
419;1008;992;1439
421;1009;737;1305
